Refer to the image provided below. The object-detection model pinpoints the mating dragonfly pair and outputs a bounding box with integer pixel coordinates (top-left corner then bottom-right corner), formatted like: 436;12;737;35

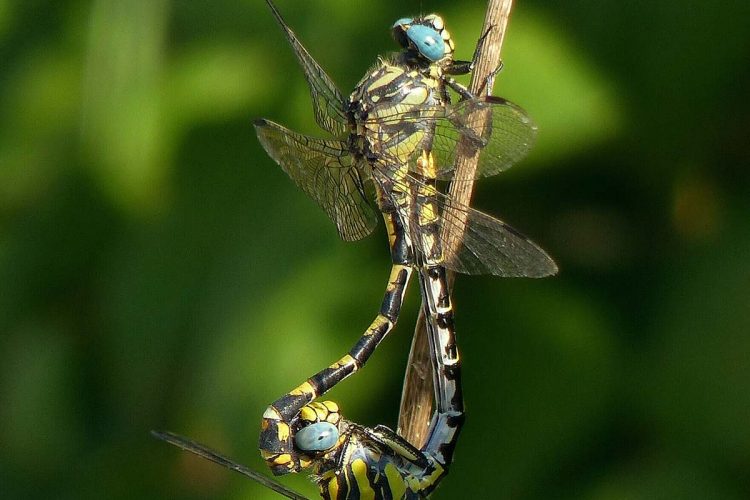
154;1;556;498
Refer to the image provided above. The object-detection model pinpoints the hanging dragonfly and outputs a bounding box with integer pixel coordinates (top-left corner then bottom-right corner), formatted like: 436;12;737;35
154;282;462;499
154;0;556;498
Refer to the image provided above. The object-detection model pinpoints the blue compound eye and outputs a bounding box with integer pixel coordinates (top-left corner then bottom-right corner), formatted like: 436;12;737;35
406;25;445;61
392;17;413;29
294;422;339;452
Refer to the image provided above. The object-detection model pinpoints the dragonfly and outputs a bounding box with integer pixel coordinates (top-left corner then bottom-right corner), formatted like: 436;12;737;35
154;311;460;500
154;1;557;498
154;278;462;499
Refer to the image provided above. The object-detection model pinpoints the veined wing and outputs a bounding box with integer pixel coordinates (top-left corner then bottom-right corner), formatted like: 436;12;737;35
376;169;557;277
152;431;308;500
265;0;349;138
255;119;378;241
364;96;537;181
433;96;538;180
438;188;557;276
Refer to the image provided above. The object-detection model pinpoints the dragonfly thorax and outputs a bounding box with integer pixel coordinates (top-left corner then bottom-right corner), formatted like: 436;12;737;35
347;62;446;168
314;422;443;499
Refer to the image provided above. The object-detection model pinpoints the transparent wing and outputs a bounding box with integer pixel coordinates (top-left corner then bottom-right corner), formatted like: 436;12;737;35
437;188;558;276
376;169;557;277
433;96;538;180
255;119;378;242
265;0;349;138
152;431;308;500
365;96;537;181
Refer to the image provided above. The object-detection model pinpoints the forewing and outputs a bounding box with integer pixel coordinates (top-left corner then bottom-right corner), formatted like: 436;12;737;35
265;0;349;138
151;431;308;500
255;119;377;241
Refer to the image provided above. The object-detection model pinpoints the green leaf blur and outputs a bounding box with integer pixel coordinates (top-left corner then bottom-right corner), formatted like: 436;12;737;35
1;1;748;498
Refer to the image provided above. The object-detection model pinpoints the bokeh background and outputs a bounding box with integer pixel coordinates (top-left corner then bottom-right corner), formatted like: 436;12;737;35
1;0;749;498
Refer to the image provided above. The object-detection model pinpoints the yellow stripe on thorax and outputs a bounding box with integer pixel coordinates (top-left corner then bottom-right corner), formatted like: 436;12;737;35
351;459;376;500
386;130;425;164
323;471;339;499
366;66;403;94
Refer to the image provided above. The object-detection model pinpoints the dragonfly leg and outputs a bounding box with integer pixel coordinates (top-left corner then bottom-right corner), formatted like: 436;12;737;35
446;25;494;77
444;77;475;101
445;22;504;98
475;60;505;97
446;59;473;75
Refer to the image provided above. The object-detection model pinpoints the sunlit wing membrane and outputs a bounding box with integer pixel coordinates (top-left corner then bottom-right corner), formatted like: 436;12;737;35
255;119;378;242
265;0;349;138
437;190;558;277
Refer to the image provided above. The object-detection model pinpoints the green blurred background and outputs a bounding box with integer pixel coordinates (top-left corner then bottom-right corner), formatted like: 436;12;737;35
1;0;749;498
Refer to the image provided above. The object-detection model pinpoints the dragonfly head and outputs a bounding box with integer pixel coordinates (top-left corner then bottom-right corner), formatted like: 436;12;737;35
392;14;455;64
260;401;345;476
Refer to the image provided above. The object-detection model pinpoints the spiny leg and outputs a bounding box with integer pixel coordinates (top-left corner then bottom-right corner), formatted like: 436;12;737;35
443;24;499;99
444;24;504;100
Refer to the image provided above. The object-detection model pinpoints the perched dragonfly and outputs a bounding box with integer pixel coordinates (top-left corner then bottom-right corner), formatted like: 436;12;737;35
254;0;557;495
155;0;557;498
